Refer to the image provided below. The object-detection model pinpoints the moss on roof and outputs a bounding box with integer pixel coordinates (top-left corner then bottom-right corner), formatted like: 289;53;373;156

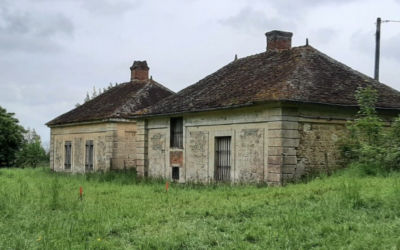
47;79;174;126
136;45;400;117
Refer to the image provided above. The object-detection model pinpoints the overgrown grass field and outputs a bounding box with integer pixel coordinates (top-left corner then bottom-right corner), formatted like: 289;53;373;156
1;167;400;249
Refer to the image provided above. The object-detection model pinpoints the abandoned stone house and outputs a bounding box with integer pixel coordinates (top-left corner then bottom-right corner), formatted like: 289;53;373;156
132;30;400;185
46;61;174;173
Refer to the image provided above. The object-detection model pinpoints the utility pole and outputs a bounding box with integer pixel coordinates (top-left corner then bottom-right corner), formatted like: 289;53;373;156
374;17;381;81
374;18;400;81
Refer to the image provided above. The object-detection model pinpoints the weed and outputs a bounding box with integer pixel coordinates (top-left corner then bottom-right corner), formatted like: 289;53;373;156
1;167;400;249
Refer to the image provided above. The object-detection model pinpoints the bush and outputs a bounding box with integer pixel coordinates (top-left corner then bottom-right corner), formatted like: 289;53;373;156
340;86;400;174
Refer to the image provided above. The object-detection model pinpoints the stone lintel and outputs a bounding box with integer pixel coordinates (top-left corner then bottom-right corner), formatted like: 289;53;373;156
268;121;299;130
268;147;296;156
269;138;299;147
268;130;299;138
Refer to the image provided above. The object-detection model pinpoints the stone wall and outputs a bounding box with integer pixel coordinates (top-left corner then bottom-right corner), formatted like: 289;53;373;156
141;106;272;184
148;130;166;178
52;123;107;173
50;121;136;173
138;104;363;184
186;131;209;183
297;122;346;176
236;128;264;183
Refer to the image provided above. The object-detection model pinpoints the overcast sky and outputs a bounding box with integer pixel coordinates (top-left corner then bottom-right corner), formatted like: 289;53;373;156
1;0;399;148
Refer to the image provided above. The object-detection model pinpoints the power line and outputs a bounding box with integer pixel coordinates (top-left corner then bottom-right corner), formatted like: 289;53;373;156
381;20;400;23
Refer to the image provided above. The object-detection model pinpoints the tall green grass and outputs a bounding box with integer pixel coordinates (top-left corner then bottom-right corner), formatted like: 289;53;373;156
1;166;400;249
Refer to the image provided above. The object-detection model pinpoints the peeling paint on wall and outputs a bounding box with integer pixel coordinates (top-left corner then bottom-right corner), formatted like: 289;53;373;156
297;123;346;175
148;132;165;178
54;139;63;170
237;128;264;183
170;151;183;166
74;137;84;172
186;131;209;182
97;136;107;171
125;131;136;168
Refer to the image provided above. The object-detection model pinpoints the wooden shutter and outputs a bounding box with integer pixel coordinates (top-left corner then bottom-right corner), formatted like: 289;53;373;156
85;140;94;171
64;141;71;169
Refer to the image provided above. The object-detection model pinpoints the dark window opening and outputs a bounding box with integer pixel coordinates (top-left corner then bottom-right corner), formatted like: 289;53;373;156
172;167;180;180
85;140;94;171
170;117;183;148
64;141;72;170
215;136;231;182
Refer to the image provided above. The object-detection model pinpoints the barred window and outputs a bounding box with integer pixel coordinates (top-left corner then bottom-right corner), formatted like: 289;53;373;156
215;136;231;182
64;141;72;170
85;140;94;171
170;117;183;148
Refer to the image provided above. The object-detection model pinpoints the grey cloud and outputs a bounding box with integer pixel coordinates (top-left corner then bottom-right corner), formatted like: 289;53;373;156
0;7;73;37
350;30;400;62
381;33;400;62
219;7;296;34
268;0;361;17
312;27;340;45
81;0;143;16
0;34;63;53
350;30;374;54
0;7;73;53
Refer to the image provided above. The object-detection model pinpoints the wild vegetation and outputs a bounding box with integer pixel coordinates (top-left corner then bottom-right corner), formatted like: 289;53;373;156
1;167;400;250
339;86;400;174
0;106;48;168
2;86;400;249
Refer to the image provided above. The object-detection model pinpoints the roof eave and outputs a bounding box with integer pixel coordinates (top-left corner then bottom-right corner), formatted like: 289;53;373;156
46;117;135;128
131;99;400;119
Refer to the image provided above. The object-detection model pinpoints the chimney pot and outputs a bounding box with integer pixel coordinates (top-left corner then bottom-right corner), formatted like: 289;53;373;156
130;61;149;81
265;30;293;51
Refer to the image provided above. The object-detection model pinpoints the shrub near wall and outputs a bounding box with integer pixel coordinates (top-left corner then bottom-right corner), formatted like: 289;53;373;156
340;86;400;174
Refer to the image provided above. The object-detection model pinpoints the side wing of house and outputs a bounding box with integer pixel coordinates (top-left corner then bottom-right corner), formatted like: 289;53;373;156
49;121;137;173
136;106;297;185
137;104;392;185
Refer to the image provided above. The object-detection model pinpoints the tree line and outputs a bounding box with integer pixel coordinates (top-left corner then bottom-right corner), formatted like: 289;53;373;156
0;106;48;168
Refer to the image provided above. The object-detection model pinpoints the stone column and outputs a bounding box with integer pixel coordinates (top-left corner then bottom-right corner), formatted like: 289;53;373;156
49;131;55;171
267;108;299;185
136;119;149;177
106;123;118;171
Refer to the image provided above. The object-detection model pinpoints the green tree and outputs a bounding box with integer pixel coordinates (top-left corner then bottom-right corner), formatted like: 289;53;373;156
340;86;400;174
16;128;47;168
0;106;25;167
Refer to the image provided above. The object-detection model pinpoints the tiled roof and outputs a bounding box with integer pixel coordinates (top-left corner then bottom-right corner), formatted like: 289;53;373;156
136;45;400;117
46;79;174;126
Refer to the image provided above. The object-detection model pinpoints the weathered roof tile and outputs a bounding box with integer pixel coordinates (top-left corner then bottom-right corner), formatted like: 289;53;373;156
136;45;400;117
46;79;174;126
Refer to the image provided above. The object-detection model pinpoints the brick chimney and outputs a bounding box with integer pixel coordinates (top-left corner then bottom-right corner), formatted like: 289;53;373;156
130;61;149;81
265;30;293;51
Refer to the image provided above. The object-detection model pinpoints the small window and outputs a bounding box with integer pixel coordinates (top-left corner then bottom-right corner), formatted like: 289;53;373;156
172;167;180;180
85;140;94;171
215;136;231;181
64;141;72;170
170;117;183;148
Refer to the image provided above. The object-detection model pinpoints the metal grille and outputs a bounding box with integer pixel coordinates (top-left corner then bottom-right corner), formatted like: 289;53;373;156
215;136;231;181
170;117;183;148
172;167;180;180
64;141;72;169
85;140;94;171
